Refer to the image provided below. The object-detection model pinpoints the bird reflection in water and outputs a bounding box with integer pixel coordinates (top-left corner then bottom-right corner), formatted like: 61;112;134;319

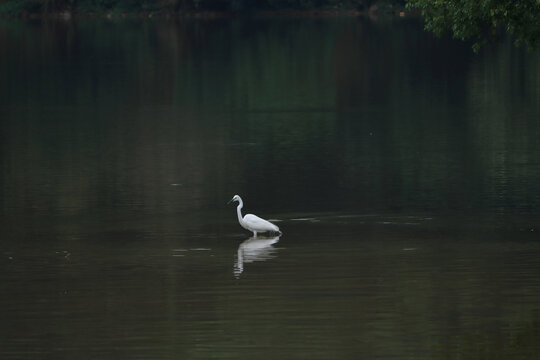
234;235;281;278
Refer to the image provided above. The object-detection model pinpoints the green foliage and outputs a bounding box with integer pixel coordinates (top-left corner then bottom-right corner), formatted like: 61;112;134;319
0;0;81;14
0;0;169;14
0;0;49;15
77;0;163;12
0;0;376;14
406;0;540;51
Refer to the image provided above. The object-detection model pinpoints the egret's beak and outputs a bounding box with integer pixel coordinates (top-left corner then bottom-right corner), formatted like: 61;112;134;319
227;198;234;204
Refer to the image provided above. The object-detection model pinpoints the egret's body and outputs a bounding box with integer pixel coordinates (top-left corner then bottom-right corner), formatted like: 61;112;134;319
228;195;280;237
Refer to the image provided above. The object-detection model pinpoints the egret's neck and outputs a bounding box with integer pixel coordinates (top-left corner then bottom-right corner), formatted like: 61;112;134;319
236;200;244;223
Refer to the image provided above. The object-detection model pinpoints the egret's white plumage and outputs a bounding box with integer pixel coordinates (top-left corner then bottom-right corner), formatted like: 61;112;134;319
228;195;280;237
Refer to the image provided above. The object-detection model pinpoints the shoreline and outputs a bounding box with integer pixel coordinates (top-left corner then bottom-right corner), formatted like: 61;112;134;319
0;8;412;20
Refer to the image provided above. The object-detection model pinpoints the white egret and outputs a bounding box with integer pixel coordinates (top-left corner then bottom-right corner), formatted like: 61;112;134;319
228;195;281;237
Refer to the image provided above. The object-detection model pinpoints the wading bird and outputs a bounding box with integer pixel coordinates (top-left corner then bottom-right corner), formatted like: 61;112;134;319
228;195;281;237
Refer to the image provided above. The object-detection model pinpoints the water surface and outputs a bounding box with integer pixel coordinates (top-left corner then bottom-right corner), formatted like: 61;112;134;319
1;16;540;359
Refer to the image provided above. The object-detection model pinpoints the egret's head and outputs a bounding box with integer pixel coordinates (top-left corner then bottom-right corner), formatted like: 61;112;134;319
227;195;241;204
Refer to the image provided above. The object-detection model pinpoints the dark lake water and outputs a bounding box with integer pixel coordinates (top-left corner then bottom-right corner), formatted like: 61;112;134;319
1;15;540;359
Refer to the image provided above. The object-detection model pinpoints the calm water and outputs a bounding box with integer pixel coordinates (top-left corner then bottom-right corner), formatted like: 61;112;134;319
1;16;540;359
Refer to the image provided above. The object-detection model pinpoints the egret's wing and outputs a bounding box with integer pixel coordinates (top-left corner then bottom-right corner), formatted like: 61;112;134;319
243;214;279;232
243;214;267;226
